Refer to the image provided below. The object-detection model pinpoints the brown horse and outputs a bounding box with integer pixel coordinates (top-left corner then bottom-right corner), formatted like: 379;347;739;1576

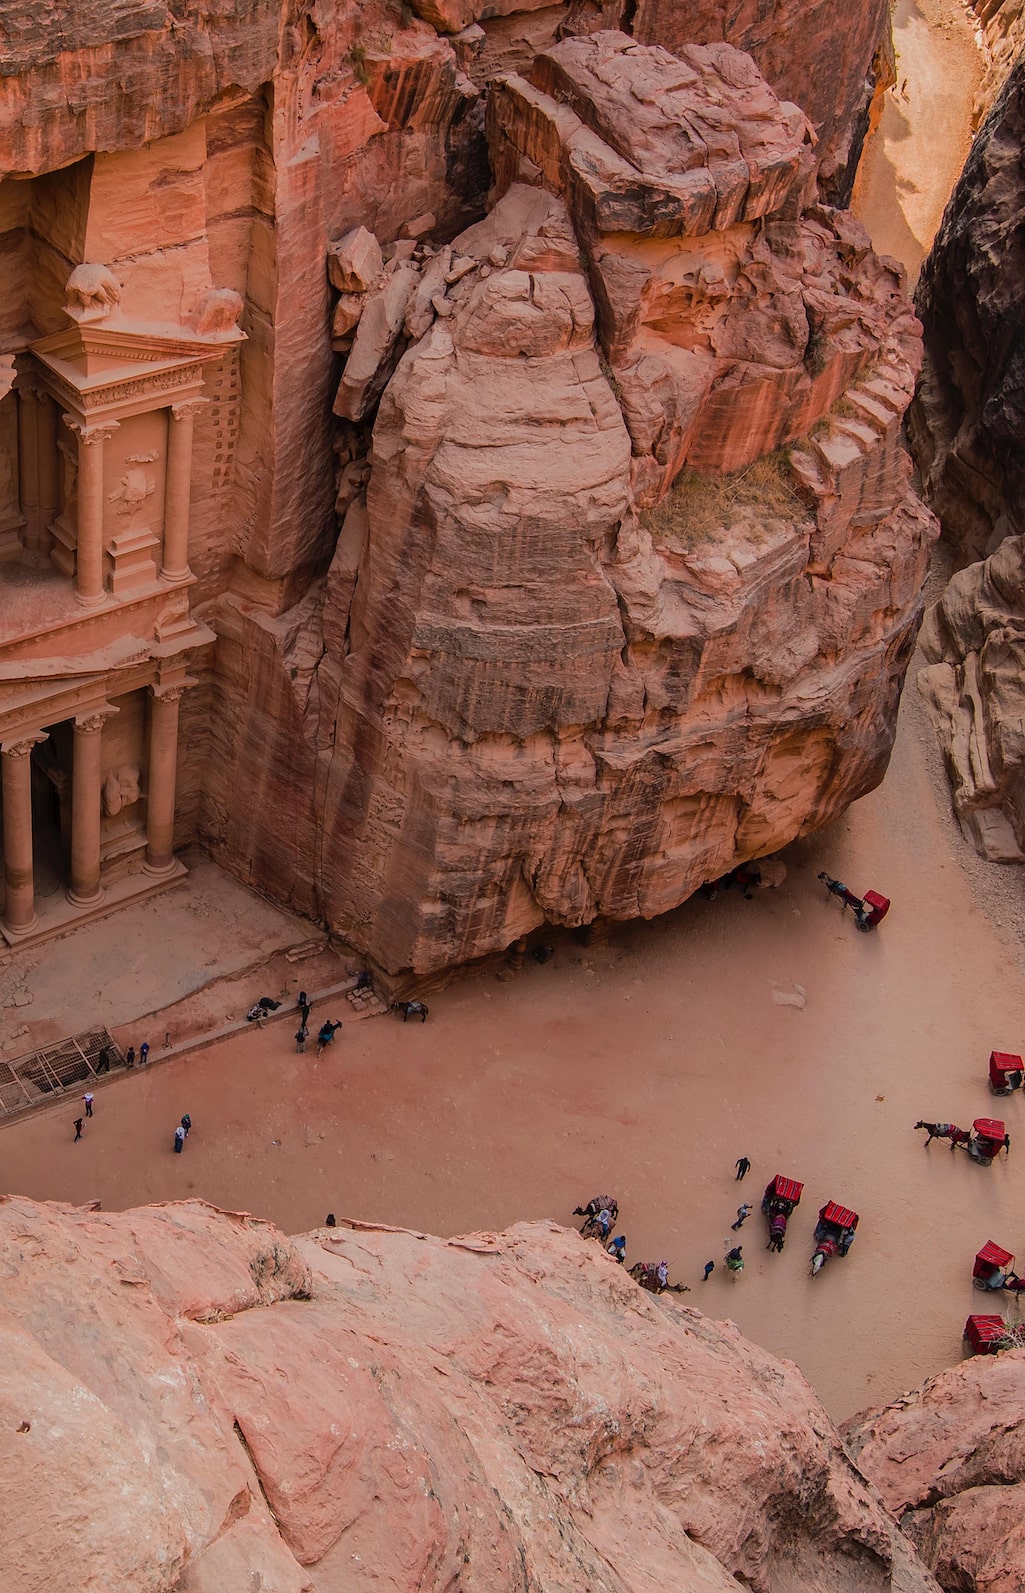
914;1121;970;1149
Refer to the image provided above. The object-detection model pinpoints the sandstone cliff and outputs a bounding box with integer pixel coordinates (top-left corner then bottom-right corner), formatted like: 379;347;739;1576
0;1196;940;1593
0;3;934;975
909;60;1025;861
844;1349;1025;1593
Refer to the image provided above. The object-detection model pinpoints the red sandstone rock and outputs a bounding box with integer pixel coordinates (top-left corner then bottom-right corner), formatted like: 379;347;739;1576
843;1349;1025;1593
0;1196;941;1593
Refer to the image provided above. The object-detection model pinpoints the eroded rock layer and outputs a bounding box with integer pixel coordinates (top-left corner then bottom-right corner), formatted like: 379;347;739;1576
309;34;935;972
0;1197;940;1593
0;6;933;974
844;1349;1025;1593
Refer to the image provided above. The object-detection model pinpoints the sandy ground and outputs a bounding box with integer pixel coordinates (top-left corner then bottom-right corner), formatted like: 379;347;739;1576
851;0;982;284
0;5;1012;1428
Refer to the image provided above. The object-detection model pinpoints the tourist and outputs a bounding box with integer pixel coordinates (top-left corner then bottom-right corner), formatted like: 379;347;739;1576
702;1260;715;1281
173;1124;186;1154
73;1117;84;1142
295;1025;308;1054
725;1246;744;1273
325;1213;337;1227
735;1156;751;1181
607;1235;627;1263
83;1091;94;1119
317;1020;341;1054
139;1041;150;1066
125;1046;136;1068
731;1203;753;1231
299;994;312;1026
180;1114;192;1138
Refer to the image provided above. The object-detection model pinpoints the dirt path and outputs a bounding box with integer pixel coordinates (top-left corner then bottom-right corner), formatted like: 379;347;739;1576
852;0;982;282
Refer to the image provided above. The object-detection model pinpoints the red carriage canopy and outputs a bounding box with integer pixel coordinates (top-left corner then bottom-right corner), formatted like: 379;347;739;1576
819;1201;858;1229
766;1174;804;1205
964;1314;1007;1354
974;1241;1014;1275
974;1118;1006;1141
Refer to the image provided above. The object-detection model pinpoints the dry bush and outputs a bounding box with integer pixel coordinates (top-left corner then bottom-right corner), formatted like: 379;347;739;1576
641;453;803;553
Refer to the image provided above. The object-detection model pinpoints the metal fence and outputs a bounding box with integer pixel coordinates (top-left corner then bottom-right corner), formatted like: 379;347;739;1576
0;1029;123;1119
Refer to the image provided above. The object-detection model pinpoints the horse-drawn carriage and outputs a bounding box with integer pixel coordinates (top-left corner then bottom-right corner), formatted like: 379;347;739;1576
972;1241;1021;1292
964;1314;1008;1355
811;1201;858;1275
817;873;890;932
989;1052;1024;1095
762;1174;803;1252
967;1119;1009;1165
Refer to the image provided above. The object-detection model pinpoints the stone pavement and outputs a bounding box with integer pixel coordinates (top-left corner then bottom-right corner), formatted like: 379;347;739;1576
0;851;325;1056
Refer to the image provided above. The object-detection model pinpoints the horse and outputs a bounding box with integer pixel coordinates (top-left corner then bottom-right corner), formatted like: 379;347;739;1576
573;1196;619;1227
767;1211;788;1252
914;1121;970;1149
394;1001;429;1023
818;871;862;912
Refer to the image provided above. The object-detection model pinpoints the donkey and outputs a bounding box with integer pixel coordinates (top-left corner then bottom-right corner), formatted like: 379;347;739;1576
394;1000;429;1023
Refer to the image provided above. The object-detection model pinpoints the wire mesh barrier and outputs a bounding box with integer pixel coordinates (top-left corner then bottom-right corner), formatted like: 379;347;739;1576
0;1029;124;1120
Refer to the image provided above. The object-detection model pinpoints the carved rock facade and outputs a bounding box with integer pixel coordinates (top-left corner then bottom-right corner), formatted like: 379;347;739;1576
0;4;932;973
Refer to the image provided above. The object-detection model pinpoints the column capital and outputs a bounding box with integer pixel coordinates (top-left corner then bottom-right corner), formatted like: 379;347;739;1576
16;384;50;407
0;731;48;760
170;398;208;423
73;707;118;736
62;414;120;446
150;678;191;704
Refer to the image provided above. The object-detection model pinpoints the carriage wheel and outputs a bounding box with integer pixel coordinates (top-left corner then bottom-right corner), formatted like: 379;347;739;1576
973;1277;990;1291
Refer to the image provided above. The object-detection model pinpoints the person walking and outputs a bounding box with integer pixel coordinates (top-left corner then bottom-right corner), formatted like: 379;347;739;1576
180;1114;192;1138
73;1117;84;1142
725;1246;744;1274
732;1203;753;1231
295;1025;308;1054
607;1235;627;1264
173;1124;186;1154
702;1260;715;1281
139;1041;150;1066
125;1046;136;1068
735;1156;751;1181
298;992;312;1028
83;1091;94;1119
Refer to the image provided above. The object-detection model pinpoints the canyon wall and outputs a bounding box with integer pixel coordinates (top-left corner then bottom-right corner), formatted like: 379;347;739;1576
844;1347;1025;1593
0;1196;942;1593
0;2;934;973
910;61;1025;861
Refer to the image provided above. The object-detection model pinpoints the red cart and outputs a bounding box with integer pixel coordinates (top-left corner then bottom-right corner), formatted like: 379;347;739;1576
968;1119;1008;1164
811;1201;858;1274
989;1052;1024;1095
964;1314;1007;1354
762;1174;804;1253
973;1241;1015;1290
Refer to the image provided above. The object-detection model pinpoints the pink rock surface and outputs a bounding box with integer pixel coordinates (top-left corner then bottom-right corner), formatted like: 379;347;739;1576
0;1196;941;1593
843;1350;1025;1593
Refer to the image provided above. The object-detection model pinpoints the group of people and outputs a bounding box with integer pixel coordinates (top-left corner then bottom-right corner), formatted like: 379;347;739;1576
292;991;343;1055
573;1160;756;1287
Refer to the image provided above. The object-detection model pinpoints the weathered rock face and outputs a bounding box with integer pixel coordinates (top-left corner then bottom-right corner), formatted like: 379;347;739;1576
0;1196;941;1593
0;7;933;975
408;0;893;200
910;61;1025;570
305;34;935;972
909;61;1025;862
843;1349;1025;1593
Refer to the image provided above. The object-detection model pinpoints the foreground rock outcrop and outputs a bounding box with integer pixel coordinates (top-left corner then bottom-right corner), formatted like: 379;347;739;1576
0;1197;939;1592
910;61;1025;861
844;1349;1025;1593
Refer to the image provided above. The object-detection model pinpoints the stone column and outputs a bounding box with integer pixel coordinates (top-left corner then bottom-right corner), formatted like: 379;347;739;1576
16;386;40;547
68;709;116;906
144;685;185;874
35;394;59;556
62;416;118;608
1;732;48;933
162;400;205;582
